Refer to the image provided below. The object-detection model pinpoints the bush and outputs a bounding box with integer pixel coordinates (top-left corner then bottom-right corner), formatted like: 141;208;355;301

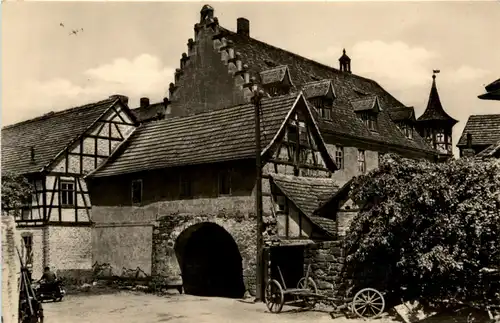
344;154;500;306
1;173;33;216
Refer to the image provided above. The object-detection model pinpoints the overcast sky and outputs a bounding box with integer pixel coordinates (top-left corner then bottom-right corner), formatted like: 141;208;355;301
2;1;500;156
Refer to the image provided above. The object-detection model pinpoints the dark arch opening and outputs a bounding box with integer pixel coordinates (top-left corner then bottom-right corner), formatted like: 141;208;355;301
175;222;245;298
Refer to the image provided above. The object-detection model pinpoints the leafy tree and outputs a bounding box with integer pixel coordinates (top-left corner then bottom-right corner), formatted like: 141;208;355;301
1;173;34;216
344;154;500;306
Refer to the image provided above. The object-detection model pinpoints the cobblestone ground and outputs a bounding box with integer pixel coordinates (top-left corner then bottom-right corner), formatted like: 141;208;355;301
42;291;399;323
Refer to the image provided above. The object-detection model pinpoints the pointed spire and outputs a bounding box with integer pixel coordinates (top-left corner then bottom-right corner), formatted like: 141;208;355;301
417;71;457;125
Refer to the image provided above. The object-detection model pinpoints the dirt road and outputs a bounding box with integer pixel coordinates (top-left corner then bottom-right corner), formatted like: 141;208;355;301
42;291;397;323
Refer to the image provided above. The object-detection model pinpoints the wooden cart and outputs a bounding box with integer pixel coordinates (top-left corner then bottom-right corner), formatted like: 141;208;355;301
264;264;385;319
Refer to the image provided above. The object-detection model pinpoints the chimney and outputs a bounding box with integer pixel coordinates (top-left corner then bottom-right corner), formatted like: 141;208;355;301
237;17;250;37
109;94;129;106
140;97;150;108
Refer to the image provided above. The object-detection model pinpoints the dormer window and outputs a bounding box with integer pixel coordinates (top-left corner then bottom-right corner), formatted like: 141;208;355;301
303;80;336;121
351;96;381;132
259;65;294;97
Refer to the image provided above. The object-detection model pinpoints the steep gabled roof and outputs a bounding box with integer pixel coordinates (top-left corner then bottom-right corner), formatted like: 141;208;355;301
1;97;124;176
213;27;435;156
221;28;405;110
270;173;338;236
417;75;458;124
457;114;500;147
89;93;336;178
478;78;500;101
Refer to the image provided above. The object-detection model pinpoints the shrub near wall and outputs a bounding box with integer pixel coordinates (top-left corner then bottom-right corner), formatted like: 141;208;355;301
344;155;500;306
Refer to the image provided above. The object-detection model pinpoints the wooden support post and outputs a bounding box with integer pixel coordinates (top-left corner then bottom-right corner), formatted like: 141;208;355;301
252;88;265;302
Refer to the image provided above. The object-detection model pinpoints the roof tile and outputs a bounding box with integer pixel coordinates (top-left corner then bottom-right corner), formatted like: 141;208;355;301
458;114;500;146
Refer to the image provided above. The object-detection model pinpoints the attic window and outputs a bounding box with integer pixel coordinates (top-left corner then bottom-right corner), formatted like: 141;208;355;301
399;123;413;139
361;112;377;131
309;97;332;120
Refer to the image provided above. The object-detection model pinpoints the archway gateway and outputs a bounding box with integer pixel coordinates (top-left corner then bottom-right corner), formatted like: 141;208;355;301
174;222;245;298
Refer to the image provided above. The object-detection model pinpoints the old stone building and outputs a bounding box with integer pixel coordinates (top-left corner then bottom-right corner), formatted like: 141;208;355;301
1;95;137;279
415;72;458;161
85;4;450;298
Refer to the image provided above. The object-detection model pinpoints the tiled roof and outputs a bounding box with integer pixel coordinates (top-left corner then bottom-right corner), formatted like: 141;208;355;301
270;173;338;236
350;96;378;112
388;106;416;122
90;94;307;178
217;28;435;155
302;80;334;99
221;28;404;108
314;100;433;153
417;77;458;124
131;102;167;123
457;114;500;146
259;66;291;85
1;97;119;176
476;140;500;157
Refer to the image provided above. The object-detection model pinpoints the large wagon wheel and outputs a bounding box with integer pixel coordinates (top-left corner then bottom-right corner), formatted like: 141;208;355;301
352;288;385;319
265;279;284;314
296;277;318;308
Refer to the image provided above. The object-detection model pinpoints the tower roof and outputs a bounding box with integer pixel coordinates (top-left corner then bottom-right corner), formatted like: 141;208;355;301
417;73;458;125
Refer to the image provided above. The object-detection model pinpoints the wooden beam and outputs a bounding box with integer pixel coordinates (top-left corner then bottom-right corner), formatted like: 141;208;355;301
74;177;78;222
42;178;47;222
68;152;110;159
47;177;58;221
269;159;330;172
114;123;124;139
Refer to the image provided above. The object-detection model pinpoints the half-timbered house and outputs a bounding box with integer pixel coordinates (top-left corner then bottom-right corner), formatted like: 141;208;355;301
1;95;137;279
86;92;343;297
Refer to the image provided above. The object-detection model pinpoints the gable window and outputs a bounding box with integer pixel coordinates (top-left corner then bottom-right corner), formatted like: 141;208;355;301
357;149;366;174
218;170;232;196
287;124;298;144
60;180;75;206
361;113;377;131
180;174;192;198
266;85;290;96
335;146;344;169
131;179;142;204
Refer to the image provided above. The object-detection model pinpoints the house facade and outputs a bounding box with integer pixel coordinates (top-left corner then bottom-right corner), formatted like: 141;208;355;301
1;95;137;279
87;93;344;296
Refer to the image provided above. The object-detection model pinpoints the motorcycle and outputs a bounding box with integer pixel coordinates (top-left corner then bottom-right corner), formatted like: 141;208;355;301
32;279;66;302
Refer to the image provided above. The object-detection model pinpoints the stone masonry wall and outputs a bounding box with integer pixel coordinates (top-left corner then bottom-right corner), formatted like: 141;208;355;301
16;227;45;279
304;240;345;296
2;216;20;323
48;226;93;283
152;214;257;294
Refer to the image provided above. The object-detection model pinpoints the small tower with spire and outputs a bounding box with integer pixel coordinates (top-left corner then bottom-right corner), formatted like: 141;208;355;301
339;49;351;73
416;70;458;160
